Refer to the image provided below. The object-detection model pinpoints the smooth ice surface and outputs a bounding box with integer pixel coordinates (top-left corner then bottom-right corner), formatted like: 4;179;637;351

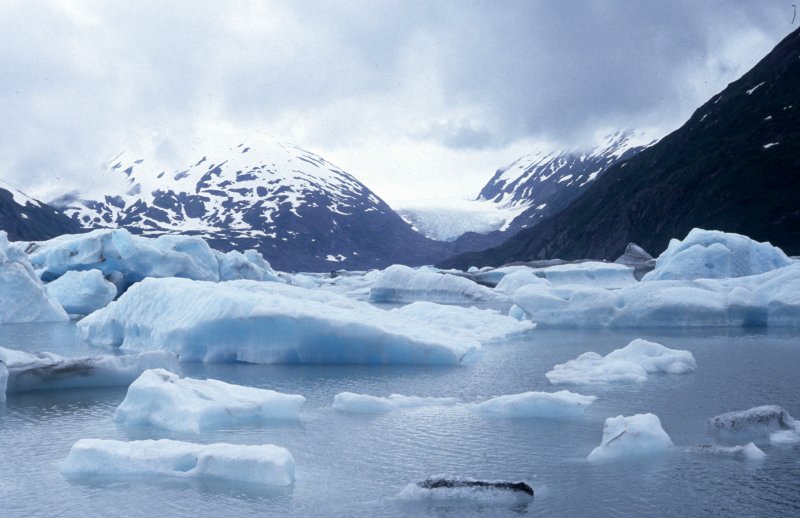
709;405;800;445
369;265;506;303
63;439;295;486
587;413;674;462
116;369;305;433
687;443;766;460
546;339;696;385
79;278;483;364
0;346;178;394
534;261;638;288
471;390;596;418
45;269;117;315
513;262;800;327
643;228;792;281
27;229;279;290
332;392;460;413
0;231;68;323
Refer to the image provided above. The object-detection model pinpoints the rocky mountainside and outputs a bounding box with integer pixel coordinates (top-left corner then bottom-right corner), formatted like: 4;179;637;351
441;26;800;269
0;180;82;241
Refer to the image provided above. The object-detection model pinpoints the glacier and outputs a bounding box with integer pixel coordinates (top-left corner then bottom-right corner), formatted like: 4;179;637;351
332;392;460;413
369;264;506;303
44;269;117;315
116;369;305;433
470;390;597;419
546;339;696;385
587;413;674;462
62;439;295;486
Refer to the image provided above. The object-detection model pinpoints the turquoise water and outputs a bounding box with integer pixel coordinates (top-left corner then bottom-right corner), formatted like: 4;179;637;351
0;322;798;517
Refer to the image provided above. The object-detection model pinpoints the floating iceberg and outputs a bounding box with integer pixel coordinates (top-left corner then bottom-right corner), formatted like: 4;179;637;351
0;231;68;323
369;265;506;303
45;269;117;315
116;369;305;433
533;262;638;289
587;413;674;462
709;405;800;445
332;392;460;413
494;269;551;294
399;476;534;504
62;439;295;486
215;249;282;282
0;362;7;403
546;340;696;385
471;390;596;419
79;278;487;365
643;228;792;281
687;443;766;460
0;346;178;394
513;262;800;327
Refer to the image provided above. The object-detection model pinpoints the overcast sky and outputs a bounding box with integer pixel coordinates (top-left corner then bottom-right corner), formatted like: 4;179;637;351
0;1;795;205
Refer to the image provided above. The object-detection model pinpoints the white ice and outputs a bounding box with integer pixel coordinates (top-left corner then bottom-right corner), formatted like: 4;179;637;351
587;413;674;462
62;439;295;486
708;405;800;445
643;228;792;281
0;346;178;394
215;249;282;282
332;392;460;413
116;369;305;433
546;339;696;385
533;262;637;288
369;265;506;304
470;390;596;419
0;231;68;323
78;278;490;364
45;269;117;315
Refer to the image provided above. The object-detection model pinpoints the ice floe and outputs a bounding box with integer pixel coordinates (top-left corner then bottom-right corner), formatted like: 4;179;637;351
116;369;305;433
686;443;766;460
62;439;295;486
546;339;696;385
399;476;534;504
470;390;596;418
332;392;460;413
45;269;117;315
587;413;674;461
709;405;800;445
369;264;506;303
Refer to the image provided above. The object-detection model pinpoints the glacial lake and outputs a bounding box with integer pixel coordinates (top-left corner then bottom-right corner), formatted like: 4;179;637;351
0;321;799;517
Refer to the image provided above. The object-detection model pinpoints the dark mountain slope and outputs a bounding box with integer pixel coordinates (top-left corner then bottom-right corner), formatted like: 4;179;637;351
0;180;82;241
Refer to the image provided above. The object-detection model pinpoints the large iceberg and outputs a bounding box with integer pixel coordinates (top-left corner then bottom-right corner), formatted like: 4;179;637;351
470;390;596;419
708;405;800;445
78;278;508;364
0;231;68;323
332;392;460;413
116;369;305;433
587;413;674;462
546;339;696;385
0;346;178;394
369;265;506;303
62;439;295;486
513;262;800;327
45;269;117;315
643;228;792;281
27;229;280;291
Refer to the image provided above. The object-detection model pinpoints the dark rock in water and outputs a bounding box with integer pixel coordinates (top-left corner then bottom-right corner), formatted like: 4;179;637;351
614;243;656;280
418;478;534;497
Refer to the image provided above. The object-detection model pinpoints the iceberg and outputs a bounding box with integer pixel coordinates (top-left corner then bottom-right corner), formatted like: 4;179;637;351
0;362;7;403
546;339;696;385
369;265;506;303
533;261;638;289
116;369;305;433
399;476;533;504
587;413;674;462
471;390;596;419
332;392;460;413
494;269;551;294
687;443;766;460
215;249;282;282
0;231;68;323
708;405;800;445
62;439;295;486
0;346;178;394
643;228;792;281
78;278;485;365
45;269;117;315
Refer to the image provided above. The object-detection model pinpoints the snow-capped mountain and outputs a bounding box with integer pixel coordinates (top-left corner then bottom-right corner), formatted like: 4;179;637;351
62;141;443;271
0;180;81;241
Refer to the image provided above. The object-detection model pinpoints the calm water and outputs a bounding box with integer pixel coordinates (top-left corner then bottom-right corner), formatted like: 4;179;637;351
0;322;799;517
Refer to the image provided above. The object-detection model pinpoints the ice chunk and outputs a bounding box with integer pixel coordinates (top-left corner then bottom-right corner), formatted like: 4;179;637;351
494;269;551;294
332;392;460;413
45;269;117;315
687;443;766;460
471;390;596;418
369;265;506;303
546;340;695;385
533;261;638;288
0;231;68;323
643;228;791;281
587;413;674;461
399;476;533;504
0;362;7;403
708;405;800;445
0;346;178;394
78;278;481;365
116;369;305;433
215;249;281;282
62;439;295;486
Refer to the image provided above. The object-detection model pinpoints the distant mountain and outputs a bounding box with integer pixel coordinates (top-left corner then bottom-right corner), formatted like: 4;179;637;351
440;27;800;269
62;141;444;271
0;180;82;241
